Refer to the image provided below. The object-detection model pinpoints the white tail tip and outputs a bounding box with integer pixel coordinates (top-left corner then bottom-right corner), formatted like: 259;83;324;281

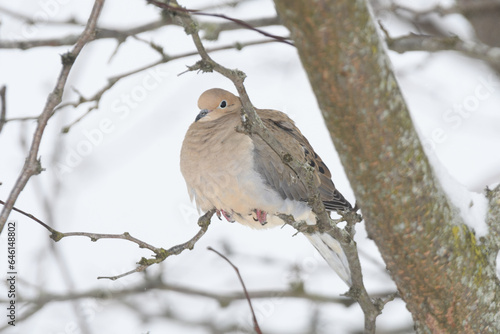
305;232;352;286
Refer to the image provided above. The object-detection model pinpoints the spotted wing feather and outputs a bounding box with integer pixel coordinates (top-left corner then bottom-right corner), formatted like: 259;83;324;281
253;109;352;212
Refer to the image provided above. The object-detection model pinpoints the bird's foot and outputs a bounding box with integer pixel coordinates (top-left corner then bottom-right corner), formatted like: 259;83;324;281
253;209;268;226
216;209;235;223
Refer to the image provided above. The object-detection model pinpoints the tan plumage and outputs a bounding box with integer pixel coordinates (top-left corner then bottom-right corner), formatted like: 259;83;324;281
180;88;353;285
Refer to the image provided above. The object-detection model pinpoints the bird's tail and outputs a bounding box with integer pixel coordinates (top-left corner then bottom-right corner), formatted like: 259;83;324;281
304;232;352;286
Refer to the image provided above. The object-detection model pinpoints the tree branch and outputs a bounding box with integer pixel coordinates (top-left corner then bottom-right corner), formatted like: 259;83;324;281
0;0;106;234
202;16;281;40
208;247;262;334
56;38;278;132
0;85;6;134
0;18;173;50
1;5;285;50
387;33;500;67
3;278;359;307
0;198;214;280
0;4;81;26
389;1;500;19
1;270;398;329
148;0;292;46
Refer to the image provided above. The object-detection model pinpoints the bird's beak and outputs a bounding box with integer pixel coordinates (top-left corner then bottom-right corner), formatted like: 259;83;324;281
195;109;209;122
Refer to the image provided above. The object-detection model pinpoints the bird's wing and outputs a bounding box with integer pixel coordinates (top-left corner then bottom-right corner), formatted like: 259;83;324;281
253;109;352;212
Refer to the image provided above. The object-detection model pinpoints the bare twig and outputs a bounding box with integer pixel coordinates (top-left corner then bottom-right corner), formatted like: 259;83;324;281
0;18;173;50
1;270;393;331
57;38;277;132
0;38;281;133
0;198;214;280
0;86;6;133
127;303;293;334
2;278;365;307
0;303;43;332
389;3;460;18
0;6;283;50
0;37;278;130
18;124;92;334
387;33;500;67
208;247;262;334
3;115;38;123
148;0;292;46
0;0;105;234
390;1;500;19
202;16;281;40
2;16;280;130
98;210;214;280
0;4;81;26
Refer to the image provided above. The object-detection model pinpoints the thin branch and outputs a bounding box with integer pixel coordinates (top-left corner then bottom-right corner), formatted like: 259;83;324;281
4;280;363;307
390;1;500;19
3;274;392;331
3;24;278;129
0;303;43;332
0;86;6;133
1;7;283;50
0;4;81;26
389;3;459;18
202;16;281;40
387;33;500;67
56;38;278;132
0;198;214;280
127;302;289;334
208;247;262;334
199;0;251;11
148;0;292;46
0;38;279;131
0;0;106;234
98;209;214;280
0;18;173;50
3;116;38;123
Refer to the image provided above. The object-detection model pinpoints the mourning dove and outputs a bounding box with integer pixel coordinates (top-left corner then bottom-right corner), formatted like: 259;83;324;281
180;88;353;285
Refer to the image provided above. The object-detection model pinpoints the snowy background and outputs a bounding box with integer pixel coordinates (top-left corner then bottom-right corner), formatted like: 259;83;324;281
0;0;499;333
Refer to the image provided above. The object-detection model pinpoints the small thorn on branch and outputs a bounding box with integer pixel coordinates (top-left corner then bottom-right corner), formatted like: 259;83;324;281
374;291;400;312
179;59;214;76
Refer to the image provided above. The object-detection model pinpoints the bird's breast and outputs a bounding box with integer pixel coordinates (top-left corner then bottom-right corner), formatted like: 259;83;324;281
180;121;256;211
180;118;312;229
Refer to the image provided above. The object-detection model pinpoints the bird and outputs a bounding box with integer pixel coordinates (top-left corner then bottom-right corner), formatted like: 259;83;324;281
180;88;353;286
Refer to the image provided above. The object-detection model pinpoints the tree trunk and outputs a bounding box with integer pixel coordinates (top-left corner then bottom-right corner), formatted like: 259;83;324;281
273;0;500;332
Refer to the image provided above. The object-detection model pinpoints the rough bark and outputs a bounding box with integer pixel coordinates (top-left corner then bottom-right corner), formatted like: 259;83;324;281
273;0;500;332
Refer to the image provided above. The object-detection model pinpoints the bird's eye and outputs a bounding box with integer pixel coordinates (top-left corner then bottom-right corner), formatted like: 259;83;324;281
219;100;227;108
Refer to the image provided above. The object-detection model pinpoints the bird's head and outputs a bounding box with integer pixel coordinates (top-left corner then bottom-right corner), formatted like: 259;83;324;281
195;88;242;122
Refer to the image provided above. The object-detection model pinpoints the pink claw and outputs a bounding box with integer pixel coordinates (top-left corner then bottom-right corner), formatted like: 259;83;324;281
217;209;235;223
254;209;268;226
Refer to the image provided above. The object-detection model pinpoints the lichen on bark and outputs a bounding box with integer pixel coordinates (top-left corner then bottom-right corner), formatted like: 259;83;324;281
273;0;500;332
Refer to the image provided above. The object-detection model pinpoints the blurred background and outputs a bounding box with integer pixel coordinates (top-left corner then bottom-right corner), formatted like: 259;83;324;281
0;0;499;333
